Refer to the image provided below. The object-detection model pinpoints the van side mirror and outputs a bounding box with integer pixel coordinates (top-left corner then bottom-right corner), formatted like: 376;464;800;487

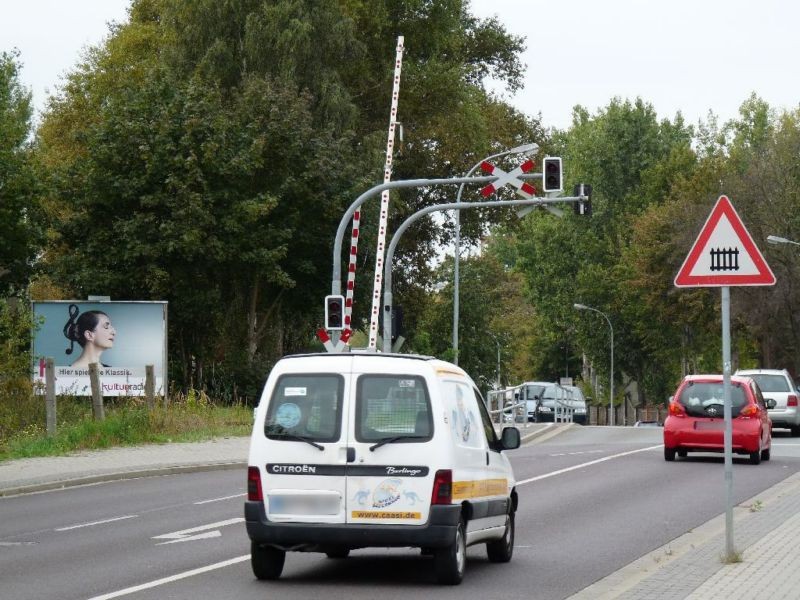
766;398;777;409
500;426;520;450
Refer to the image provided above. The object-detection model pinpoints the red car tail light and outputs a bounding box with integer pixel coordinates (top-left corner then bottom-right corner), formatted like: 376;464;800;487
739;404;759;418
431;469;452;505
668;401;686;417
788;394;798;407
247;466;263;501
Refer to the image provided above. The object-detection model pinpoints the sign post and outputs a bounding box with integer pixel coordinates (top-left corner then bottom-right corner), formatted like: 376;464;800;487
674;194;775;560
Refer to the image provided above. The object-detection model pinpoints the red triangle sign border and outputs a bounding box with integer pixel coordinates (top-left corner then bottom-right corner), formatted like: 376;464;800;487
674;195;776;287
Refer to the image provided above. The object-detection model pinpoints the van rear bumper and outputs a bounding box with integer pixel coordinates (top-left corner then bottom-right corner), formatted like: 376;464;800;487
245;501;461;550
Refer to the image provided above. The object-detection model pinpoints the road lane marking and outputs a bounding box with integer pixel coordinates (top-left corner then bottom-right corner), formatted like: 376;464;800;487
517;444;663;486
152;517;244;545
194;493;246;505
86;554;250;600
55;515;138;531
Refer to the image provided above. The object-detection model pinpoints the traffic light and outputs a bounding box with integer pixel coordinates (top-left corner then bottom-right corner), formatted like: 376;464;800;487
543;157;563;192
325;295;345;330
573;183;592;216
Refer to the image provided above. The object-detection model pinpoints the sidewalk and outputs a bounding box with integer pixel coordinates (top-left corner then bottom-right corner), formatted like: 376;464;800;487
0;436;250;496
2;429;798;599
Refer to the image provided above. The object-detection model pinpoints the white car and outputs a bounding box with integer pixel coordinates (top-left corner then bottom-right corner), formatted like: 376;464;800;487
735;368;800;435
246;352;520;585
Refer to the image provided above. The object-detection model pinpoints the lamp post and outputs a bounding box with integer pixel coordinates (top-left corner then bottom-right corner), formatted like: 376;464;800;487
574;303;614;426
452;143;538;364
767;235;800;247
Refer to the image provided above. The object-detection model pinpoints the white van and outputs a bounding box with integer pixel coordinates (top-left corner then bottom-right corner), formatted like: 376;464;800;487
245;352;521;585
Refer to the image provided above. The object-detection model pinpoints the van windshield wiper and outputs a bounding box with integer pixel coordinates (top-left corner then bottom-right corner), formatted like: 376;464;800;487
280;434;324;451
369;435;425;452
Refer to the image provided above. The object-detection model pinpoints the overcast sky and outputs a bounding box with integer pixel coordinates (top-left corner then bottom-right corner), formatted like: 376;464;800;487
3;0;799;130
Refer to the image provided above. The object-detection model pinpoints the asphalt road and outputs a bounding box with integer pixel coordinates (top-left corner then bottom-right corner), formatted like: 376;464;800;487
3;427;800;600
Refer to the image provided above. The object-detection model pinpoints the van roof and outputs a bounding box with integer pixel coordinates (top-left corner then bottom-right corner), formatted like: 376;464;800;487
282;352;437;362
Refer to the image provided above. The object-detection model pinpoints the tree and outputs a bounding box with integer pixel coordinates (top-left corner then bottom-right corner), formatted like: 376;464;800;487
0;50;38;295
35;0;535;397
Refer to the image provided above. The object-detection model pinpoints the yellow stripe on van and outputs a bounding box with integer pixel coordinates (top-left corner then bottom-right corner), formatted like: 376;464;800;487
352;511;421;519
435;367;466;377
452;478;508;500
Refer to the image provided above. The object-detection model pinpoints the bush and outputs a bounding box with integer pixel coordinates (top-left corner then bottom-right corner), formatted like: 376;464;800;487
0;299;39;441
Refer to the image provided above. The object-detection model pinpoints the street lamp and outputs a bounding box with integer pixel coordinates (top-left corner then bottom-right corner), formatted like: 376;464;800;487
574;303;615;426
767;235;800;247
453;142;538;364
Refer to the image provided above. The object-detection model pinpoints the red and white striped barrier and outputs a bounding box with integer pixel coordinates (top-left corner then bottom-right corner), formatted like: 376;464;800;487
368;36;405;349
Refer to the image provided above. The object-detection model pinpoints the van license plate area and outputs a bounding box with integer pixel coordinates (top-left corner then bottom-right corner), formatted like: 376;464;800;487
268;494;340;516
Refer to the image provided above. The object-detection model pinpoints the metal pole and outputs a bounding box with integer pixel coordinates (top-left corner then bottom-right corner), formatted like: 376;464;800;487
382;195;585;351
573;304;614;426
496;338;501;388
452;144;537;364
610;316;614;427
722;285;735;559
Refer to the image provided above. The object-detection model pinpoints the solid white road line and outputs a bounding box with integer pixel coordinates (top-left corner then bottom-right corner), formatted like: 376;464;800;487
517;444;663;486
194;493;246;505
86;554;250;600
55;515;138;531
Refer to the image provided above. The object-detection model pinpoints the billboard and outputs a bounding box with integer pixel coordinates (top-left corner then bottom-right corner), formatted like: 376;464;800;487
32;301;168;396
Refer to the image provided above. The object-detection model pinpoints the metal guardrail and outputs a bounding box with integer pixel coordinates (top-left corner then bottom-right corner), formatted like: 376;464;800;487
488;399;575;427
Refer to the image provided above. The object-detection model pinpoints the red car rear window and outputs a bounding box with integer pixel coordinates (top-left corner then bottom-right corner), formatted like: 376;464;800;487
678;382;747;418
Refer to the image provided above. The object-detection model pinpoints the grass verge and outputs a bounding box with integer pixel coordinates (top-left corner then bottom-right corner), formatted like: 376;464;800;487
0;393;252;462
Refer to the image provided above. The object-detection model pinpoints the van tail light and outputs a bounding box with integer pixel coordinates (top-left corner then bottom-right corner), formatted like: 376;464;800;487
668;401;686;417
431;469;452;505
739;404;759;418
247;466;263;502
788;395;798;407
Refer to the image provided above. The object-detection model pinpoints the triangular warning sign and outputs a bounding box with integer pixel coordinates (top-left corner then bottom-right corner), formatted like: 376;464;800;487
674;195;775;287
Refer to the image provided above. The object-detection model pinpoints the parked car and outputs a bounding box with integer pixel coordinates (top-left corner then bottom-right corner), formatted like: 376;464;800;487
663;374;774;464
563;385;587;425
734;369;800;436
245;352;520;585
521;382;551;422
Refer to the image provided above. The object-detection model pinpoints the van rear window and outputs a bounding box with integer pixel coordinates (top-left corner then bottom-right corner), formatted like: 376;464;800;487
265;374;343;442
356;375;432;442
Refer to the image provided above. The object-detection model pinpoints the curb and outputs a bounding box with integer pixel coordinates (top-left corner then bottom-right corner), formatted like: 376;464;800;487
0;461;247;498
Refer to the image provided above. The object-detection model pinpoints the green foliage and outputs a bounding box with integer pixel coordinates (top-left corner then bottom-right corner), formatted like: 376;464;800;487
0;50;39;295
0;393;252;460
34;0;534;399
0;300;39;441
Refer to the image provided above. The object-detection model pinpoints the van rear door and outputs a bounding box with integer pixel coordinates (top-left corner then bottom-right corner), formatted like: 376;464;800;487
346;371;435;525
261;370;349;524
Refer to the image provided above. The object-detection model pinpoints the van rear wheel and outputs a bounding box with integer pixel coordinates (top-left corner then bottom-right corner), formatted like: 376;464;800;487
251;542;285;580
486;510;514;562
434;519;466;585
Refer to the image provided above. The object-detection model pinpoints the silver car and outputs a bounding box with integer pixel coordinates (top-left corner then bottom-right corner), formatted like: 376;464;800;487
735;368;800;435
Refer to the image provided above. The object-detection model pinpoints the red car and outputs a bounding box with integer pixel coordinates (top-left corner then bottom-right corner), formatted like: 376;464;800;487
664;374;773;464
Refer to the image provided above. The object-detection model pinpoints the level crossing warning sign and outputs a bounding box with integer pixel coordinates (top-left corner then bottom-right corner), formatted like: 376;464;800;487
674;195;775;287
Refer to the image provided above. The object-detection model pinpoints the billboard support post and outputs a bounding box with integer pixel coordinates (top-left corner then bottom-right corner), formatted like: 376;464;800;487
45;358;56;437
145;365;155;410
89;363;104;420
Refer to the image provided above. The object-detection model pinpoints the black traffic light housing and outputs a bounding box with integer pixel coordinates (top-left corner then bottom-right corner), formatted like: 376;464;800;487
573;183;592;216
325;295;345;330
543;157;563;192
